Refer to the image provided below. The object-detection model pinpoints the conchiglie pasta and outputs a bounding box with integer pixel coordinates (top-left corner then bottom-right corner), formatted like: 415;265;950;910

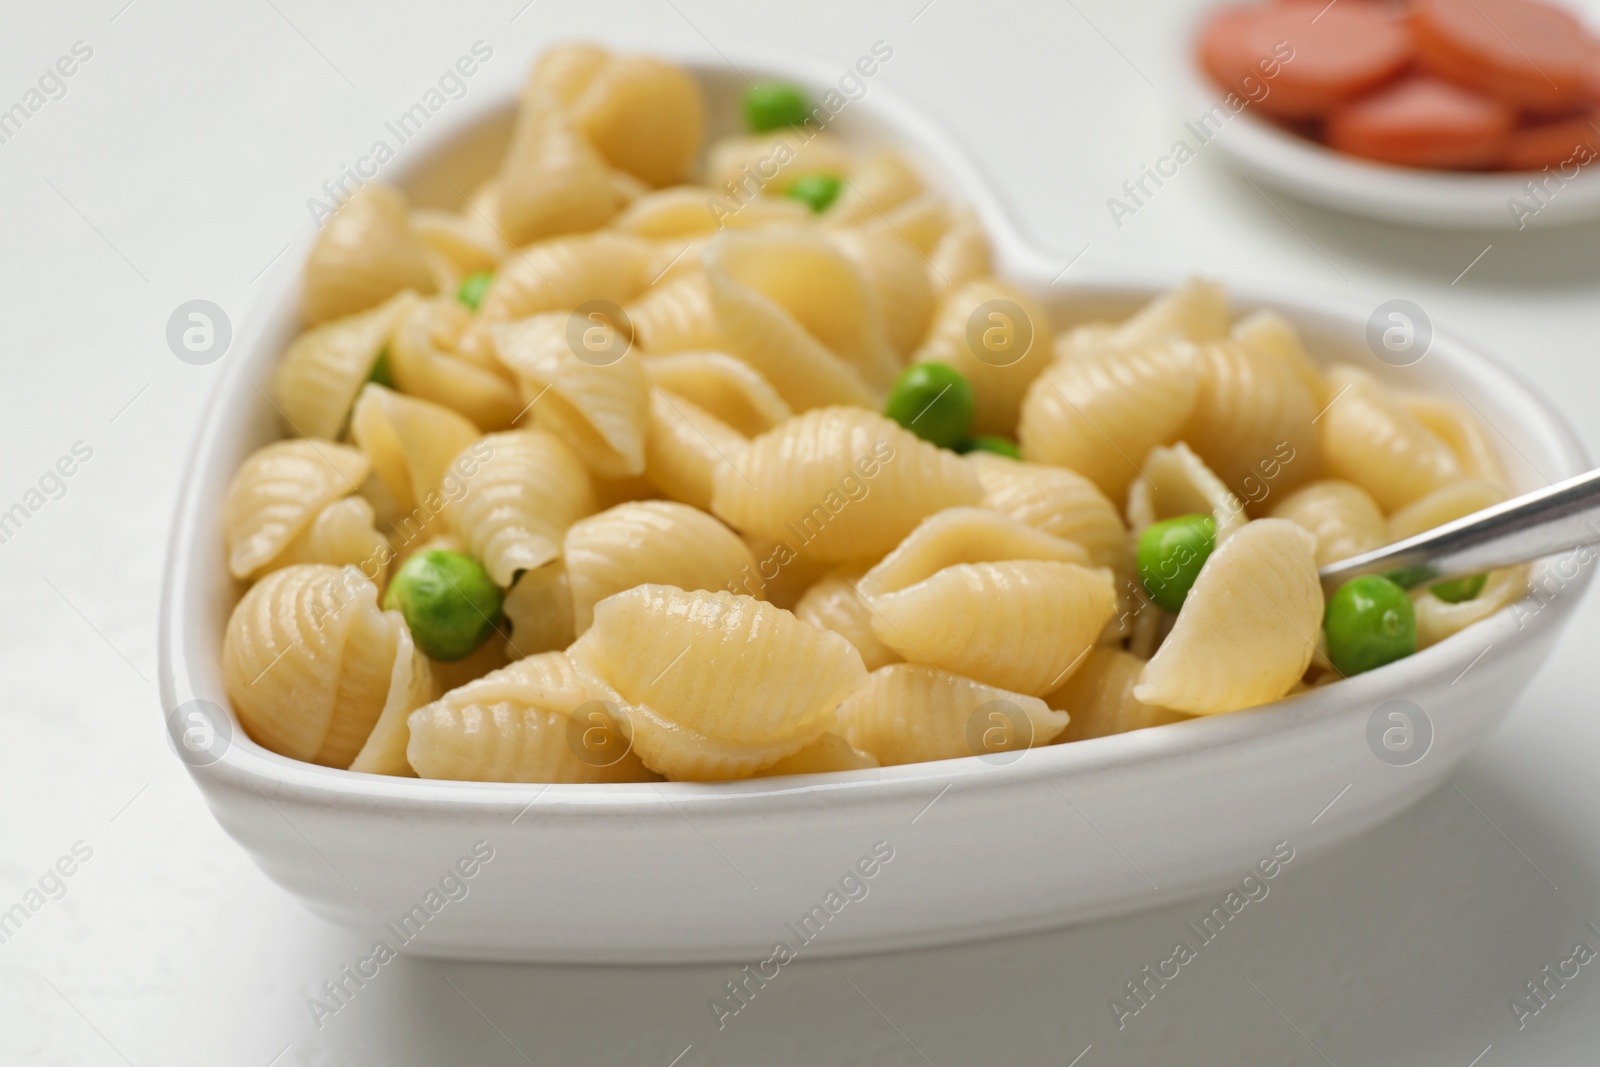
388;297;522;431
492;313;650;478
1019;339;1201;503
1402;393;1507;488
830;224;936;359
273;292;415;440
703;131;855;195
443;428;597;587
223;564;434;769
760;732;880;776
271;497;392;587
562;52;704;187
496;84;617;245
927;205;991;294
406;652;654;782
642;352;791;436
1048;648;1188;742
1109;277;1231;349
303;185;438;326
349;384;483;523
711;407;983;564
613;185;809;237
793;566;902;671
1180;339;1320;501
643;388;748;511
1135;519;1322;714
223;440;370;579
855;507;1092;600
1413;566;1529;649
834;664;1066;766
1387;479;1505;542
822;149;923;226
501;563;577;658
626;272;722;354
473;231;656;336
409;207;505;276
1320;365;1463;512
967;454;1129;571
1126;443;1247;543
1269;479;1388;566
914;278;1053;435
865;559;1114;697
563;501;758;632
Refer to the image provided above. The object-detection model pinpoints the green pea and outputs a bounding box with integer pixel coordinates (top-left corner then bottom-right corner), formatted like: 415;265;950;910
884;362;976;450
1381;565;1435;590
966;435;1021;459
456;271;494;312
1324;575;1417;676
1137;514;1216;614
743;82;810;132
1430;573;1487;603
367;349;395;388
786;174;843;213
383;550;504;661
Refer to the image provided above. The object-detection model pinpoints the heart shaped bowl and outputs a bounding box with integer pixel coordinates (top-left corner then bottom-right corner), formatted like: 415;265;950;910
158;44;1592;962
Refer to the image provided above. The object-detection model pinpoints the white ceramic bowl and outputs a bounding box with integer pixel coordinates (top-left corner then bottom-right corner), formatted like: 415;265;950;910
158;45;1592;963
1171;2;1600;230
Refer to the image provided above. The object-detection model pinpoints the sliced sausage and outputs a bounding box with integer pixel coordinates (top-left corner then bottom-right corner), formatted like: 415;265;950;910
1325;75;1516;169
1413;0;1590;113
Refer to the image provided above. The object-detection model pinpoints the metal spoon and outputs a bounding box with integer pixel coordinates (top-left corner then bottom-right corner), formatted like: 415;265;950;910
1318;468;1600;593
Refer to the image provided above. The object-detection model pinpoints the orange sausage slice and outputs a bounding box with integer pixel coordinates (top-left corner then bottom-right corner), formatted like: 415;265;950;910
1325;76;1516;169
1413;0;1590;113
1502;111;1600;170
1198;2;1412;121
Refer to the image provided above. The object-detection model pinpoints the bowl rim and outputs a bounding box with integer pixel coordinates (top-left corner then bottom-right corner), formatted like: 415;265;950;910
157;40;1595;817
1169;0;1600;229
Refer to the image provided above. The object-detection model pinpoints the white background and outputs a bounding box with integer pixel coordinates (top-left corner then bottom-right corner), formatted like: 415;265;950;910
3;1;1600;1063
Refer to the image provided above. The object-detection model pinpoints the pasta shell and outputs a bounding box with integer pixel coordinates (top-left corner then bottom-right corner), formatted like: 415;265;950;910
1048;648;1188;742
444;429;597;587
1320;365;1463;512
492;314;651;479
703;131;855;196
1269;480;1388;567
565;54;705;188
1387;479;1505;542
866;559;1114;696
273;291;415;440
830;224;936;359
409;207;505;276
614;186;809;238
857;507;1092;599
760;733;879;776
564;501;758;632
1402;393;1507;489
406;652;653;782
913;278;1052;435
1180;339;1321;502
967;453;1128;571
927;205;991;294
1229;308;1327;406
496;84;617;245
834;664;1066;766
389;298;522;431
502;563;577;659
1414;566;1528;649
347;621;434;776
876;193;952;256
272;497;392;589
711;407;983;564
349;385;482;520
223;440;370;579
1109;277;1231;349
793;566;902;671
222;564;433;768
643;388;749;511
1126;443;1248;543
611;699;828;781
626;272;722;354
568;584;866;745
1134;519;1322;714
823;149;923;227
642;352;791;436
476;230;656;331
303;185;437;325
1018;339;1201;503
529;42;611;106
705;230;895;407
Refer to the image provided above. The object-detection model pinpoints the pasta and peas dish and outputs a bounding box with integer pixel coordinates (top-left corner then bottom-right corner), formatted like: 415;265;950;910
219;44;1522;783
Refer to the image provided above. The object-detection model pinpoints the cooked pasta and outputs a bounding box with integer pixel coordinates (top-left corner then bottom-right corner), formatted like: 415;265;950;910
221;45;1530;784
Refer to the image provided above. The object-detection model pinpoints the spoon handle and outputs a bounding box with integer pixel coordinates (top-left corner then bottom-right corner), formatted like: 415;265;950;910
1317;467;1600;592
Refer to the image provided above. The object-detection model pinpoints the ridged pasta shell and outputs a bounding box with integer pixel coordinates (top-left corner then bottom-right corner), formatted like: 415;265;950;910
876;193;952;256
1414;565;1528;649
1320;365;1464;512
223;564;433;768
443;428;597;587
272;497;392;589
1047;647;1188;742
349;384;482;521
1126;443;1247;543
568;584;866;745
704;230;894;408
1018;339;1201;503
565;54;705;188
409;207;505;276
642;352;791;436
914;278;1053;435
830;224;936;359
529;42;611;106
612;699;828;781
1388;479;1505;542
760;733;880;776
793;566;902;671
1180;339;1321;502
626;272;722;353
703;131;855;196
492;314;651;479
476;230;656;333
835;664;1066;766
614;186;809;238
389;298;522;431
496;84;617;245
866;560;1114;696
406;652;653;782
1402;393;1507;489
223;440;370;579
303;185;437;326
348;622;435;776
967;453;1129;572
823;149;923;228
1109;277;1231;349
927;205;991;294
273;291;415;440
564;501;758;632
1229;308;1327;406
643;389;749;511
857;507;1091;599
711;407;983;564
502;563;577;659
1135;519;1321;714
1270;480;1387;567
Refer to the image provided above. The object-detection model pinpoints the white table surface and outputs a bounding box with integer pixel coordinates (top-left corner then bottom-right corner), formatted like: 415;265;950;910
4;1;1600;1063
